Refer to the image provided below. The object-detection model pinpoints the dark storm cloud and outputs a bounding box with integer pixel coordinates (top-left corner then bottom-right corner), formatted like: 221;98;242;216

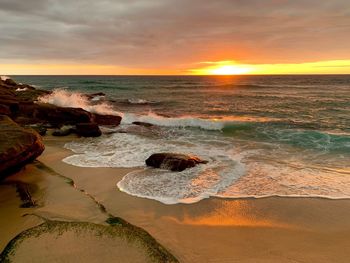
0;0;349;68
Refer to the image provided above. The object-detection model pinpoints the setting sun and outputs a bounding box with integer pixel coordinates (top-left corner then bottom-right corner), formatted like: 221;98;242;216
188;59;350;75
189;61;252;75
209;65;251;75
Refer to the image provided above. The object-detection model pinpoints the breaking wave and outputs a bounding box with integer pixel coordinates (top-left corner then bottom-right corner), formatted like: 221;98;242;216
38;89;122;116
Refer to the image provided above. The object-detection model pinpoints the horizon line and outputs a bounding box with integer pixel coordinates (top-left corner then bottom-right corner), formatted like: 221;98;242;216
7;73;350;77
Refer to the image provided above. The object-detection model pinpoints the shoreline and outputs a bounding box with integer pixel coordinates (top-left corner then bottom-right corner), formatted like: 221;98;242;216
32;137;350;261
0;134;179;262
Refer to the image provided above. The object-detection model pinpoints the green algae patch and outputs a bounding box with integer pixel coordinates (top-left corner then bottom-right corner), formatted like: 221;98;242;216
0;219;178;263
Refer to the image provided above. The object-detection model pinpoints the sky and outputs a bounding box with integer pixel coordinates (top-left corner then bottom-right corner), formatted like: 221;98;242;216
0;0;350;75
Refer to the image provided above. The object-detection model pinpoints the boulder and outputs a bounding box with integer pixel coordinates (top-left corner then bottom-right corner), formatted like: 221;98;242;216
33;103;92;127
92;113;122;126
52;125;74;136
145;153;208;172
26;124;47;136
76;123;102;137
0;115;45;177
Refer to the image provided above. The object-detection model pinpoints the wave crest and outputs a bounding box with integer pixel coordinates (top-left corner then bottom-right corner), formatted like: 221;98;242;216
39;89;121;116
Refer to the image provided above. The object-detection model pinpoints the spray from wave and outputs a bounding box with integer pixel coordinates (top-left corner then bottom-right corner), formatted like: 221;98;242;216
0;76;10;81
39;89;122;116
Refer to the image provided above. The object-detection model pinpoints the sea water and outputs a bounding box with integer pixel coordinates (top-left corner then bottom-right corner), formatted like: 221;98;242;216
13;75;350;204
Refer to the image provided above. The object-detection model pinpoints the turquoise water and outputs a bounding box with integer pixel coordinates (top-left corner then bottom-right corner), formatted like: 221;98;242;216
12;75;350;203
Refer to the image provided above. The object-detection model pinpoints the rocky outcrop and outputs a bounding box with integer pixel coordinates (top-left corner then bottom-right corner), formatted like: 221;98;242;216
0;77;122;137
0;115;45;177
145;153;208;172
76;123;102;137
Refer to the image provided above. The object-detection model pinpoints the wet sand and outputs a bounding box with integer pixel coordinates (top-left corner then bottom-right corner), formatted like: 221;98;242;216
1;135;350;262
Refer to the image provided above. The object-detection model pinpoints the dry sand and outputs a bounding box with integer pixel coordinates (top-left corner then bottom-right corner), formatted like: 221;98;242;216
1;135;350;262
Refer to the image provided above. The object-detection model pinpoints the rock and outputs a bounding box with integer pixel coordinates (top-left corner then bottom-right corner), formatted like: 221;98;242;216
76;123;102;137
15;88;50;102
0;93;20;115
119;123;161;138
132;121;154;127
0;115;45;177
52;125;74;136
0;104;11;116
92;113;122;126
26;124;47;136
4;78;17;86
145;153;208;172
32;103;92;127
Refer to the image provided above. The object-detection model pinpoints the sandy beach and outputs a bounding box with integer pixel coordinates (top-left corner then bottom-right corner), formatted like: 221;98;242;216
1;135;350;262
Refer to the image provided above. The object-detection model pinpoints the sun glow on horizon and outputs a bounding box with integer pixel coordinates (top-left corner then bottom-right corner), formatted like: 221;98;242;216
1;59;350;75
189;60;350;75
190;61;252;75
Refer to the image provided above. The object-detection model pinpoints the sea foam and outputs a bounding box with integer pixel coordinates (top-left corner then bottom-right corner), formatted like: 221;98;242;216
63;131;246;204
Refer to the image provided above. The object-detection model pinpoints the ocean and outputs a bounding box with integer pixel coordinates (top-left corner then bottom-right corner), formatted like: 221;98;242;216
12;75;350;204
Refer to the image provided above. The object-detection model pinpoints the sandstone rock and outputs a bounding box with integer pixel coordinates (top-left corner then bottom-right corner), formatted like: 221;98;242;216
145;153;208;172
76;123;102;137
0;115;45;177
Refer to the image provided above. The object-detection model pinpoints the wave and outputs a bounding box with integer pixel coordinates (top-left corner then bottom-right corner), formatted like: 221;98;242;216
38;88;122;116
121;112;226;130
63;126;350;204
63;132;246;204
121;113;350;151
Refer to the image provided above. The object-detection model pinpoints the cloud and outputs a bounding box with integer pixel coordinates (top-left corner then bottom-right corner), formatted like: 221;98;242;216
0;0;349;70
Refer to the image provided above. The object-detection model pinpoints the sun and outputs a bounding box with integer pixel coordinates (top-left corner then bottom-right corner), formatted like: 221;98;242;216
189;61;252;75
209;65;251;75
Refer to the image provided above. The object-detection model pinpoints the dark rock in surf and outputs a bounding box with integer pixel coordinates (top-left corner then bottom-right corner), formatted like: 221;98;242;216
0;115;45;177
26;124;47;136
92;113;122;126
75;123;102;137
132;121;154;127
145;153;208;172
52;125;74;136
